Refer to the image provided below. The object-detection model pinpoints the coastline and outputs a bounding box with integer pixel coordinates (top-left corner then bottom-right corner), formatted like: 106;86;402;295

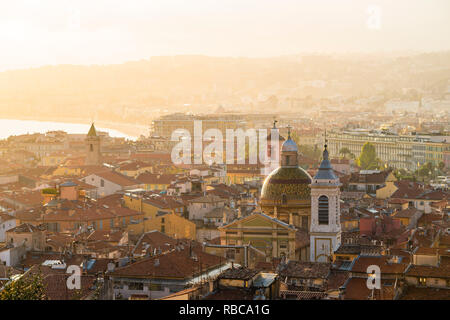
0;116;149;140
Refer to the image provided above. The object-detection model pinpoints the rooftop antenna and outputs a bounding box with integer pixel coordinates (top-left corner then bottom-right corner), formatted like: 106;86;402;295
324;129;328;149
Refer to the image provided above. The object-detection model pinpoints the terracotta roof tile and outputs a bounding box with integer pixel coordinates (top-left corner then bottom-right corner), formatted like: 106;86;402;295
111;246;223;279
406;264;450;278
218;267;259;281
278;261;331;279
400;286;450;300
351;255;408;275
136;173;178;185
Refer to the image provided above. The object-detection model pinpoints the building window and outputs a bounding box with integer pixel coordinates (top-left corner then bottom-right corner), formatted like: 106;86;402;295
128;282;144;290
279;242;287;249
318;195;329;225
302;216;309;229
161;225;165;233
90;144;93;152
101;179;104;187
149;283;162;291
282;194;287;205
419;277;427;286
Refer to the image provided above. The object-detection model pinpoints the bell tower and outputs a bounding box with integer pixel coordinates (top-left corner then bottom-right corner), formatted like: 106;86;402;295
310;137;341;262
85;123;101;166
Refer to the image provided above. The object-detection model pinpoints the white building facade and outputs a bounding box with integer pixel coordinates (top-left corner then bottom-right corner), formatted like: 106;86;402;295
310;145;342;262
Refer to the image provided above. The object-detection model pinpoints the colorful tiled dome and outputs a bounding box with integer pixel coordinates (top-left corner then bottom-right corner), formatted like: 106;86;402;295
261;166;312;201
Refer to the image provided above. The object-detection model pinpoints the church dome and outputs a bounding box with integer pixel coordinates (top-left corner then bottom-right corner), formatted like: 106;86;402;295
260;166;312;201
281;138;298;153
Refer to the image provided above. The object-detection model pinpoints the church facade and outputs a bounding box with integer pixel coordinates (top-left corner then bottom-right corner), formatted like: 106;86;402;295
260;127;342;262
260;128;312;231
219;127;342;264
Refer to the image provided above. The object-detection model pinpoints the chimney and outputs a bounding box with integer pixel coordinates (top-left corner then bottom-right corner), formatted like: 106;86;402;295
107;262;115;272
222;211;227;225
208;280;215;293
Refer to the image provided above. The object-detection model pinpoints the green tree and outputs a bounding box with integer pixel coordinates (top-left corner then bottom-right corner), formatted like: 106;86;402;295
394;168;417;182
417;162;434;180
339;147;354;159
298;144;322;161
290;131;321;161
0;271;46;300
357;142;380;170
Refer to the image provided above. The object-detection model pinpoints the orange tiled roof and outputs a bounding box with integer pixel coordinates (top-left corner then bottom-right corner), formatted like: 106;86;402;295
351;255;408;275
406;264;450;278
93;170;139;187
136;173;177;185
400;286;450;300
111;246;223;279
132;230;178;256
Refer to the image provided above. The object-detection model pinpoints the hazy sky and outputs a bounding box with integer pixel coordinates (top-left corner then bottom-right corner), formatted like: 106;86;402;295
0;0;449;70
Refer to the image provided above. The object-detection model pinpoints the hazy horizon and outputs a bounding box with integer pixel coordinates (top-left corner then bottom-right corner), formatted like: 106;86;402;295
1;50;448;72
1;0;449;71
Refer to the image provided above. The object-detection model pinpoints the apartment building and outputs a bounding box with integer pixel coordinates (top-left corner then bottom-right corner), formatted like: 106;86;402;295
326;130;449;171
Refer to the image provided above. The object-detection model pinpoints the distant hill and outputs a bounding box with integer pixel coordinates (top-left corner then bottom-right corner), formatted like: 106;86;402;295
0;52;449;126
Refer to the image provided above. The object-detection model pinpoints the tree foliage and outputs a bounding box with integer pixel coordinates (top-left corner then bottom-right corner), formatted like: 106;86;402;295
417;162;434;177
357;142;380;170
299;144;322;161
290;132;322;161
0;272;46;300
339;147;355;159
393;168;416;182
